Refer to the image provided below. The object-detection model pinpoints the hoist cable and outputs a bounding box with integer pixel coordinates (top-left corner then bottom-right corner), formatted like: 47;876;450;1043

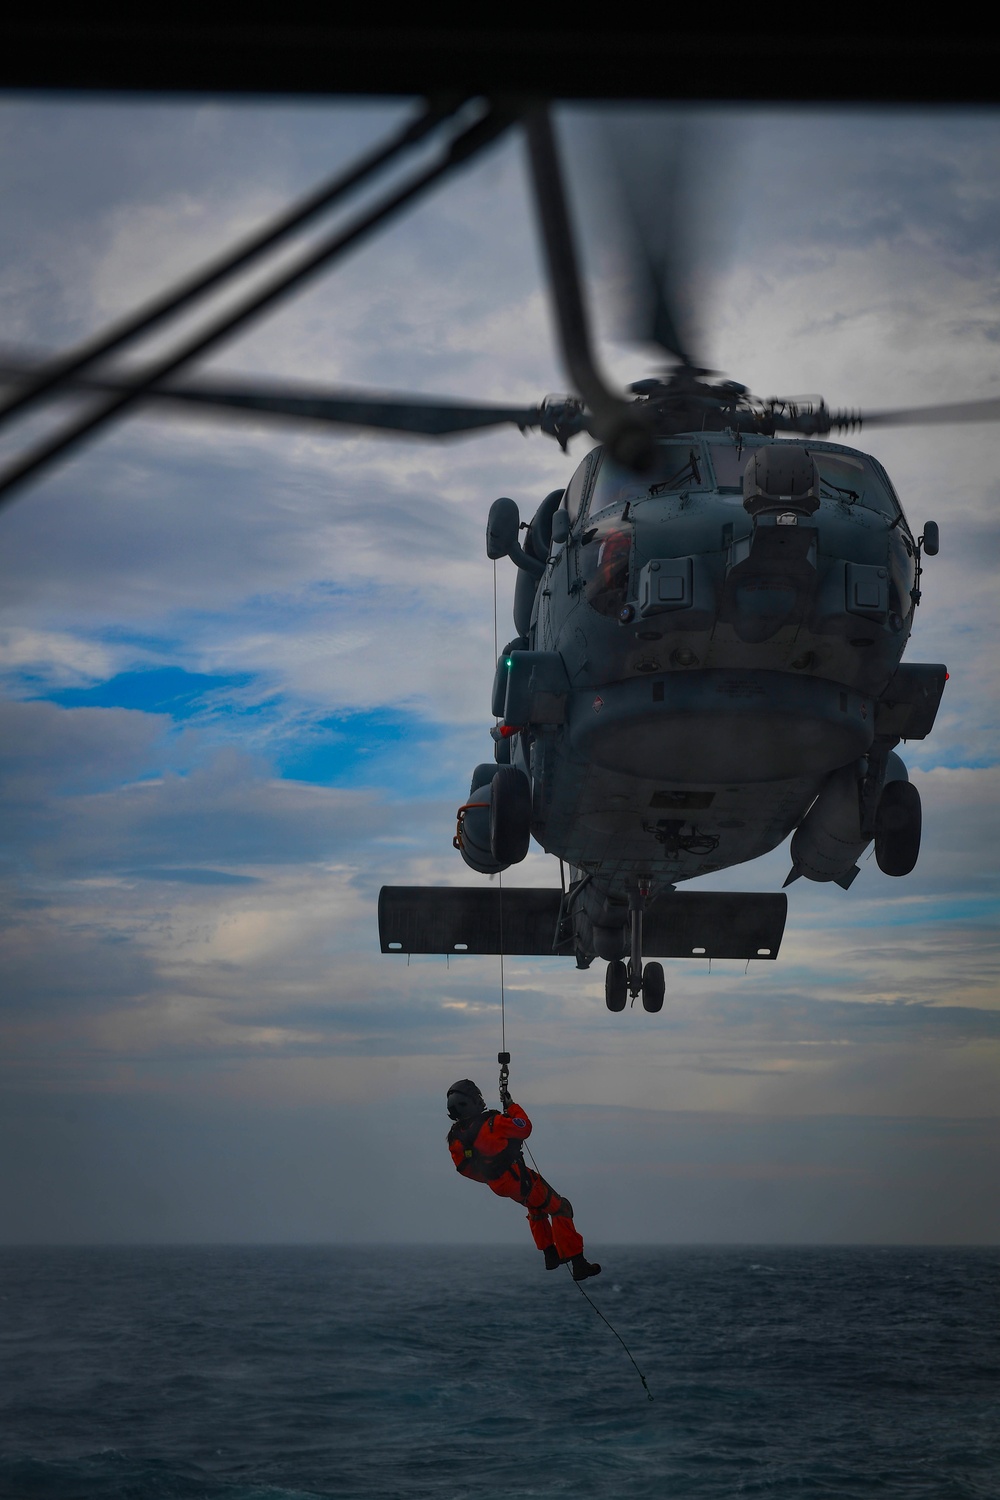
488;557;649;1403
493;557;506;1063
499;873;506;1059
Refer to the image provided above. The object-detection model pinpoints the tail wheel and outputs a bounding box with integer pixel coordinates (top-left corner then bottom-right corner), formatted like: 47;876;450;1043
641;962;665;1013
605;960;627;1012
489;766;531;866
875;780;922;876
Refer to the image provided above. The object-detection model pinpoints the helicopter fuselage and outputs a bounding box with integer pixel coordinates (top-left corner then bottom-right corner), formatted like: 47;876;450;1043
472;430;941;963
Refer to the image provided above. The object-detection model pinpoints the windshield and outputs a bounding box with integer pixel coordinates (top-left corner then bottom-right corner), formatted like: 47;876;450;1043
563;450;598;525
586;443;708;522
807;449;900;519
707;443;750;490
580;514;632;619
707;441;901;519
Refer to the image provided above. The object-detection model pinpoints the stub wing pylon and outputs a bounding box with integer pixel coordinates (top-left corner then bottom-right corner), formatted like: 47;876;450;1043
378;886;787;961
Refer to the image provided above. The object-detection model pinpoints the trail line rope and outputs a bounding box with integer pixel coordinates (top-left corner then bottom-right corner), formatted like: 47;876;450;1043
522;1138;654;1402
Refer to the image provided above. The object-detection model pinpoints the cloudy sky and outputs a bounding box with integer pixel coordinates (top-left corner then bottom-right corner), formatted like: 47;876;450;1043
1;96;997;1245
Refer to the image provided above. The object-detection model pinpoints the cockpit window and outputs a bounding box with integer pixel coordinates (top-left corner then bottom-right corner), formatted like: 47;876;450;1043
586;442;708;522
807;449;900;519
580;514;632;618
563;450;598;525
707;444;751;490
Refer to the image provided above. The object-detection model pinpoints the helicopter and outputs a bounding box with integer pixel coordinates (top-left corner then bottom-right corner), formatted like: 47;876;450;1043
378;368;948;1012
1;102;991;1013
377;108;963;1012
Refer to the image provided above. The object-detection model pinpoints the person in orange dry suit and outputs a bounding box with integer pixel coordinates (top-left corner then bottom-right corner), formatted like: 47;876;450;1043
446;1079;601;1281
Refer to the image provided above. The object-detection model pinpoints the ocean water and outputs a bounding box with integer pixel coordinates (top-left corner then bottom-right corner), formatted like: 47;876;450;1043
1;1246;997;1499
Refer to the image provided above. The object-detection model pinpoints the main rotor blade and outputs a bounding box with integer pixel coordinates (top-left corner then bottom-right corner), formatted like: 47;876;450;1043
850;396;1000;429
523;108;654;470
145;383;543;436
0;364;544;438
590;115;717;370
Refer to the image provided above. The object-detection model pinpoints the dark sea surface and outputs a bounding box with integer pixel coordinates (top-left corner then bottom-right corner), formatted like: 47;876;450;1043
1;1245;998;1499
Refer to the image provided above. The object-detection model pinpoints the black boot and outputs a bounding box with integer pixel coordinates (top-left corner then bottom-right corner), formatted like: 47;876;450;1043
570;1253;601;1282
543;1246;561;1270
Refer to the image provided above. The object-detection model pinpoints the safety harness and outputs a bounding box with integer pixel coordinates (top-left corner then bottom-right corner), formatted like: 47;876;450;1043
448;1110;525;1184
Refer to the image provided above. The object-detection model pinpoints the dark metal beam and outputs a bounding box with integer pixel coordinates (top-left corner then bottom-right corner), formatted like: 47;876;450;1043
3;21;1000;102
0;102;515;507
0;97;467;432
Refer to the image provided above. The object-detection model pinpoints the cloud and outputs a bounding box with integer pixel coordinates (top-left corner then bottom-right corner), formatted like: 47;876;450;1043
0;626;121;688
0;698;163;794
4;751;389;880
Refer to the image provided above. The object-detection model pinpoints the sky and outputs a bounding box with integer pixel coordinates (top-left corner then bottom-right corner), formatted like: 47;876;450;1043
0;96;998;1245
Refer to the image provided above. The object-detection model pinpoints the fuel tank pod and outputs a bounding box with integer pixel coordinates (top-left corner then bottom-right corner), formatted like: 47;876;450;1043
789;751;908;886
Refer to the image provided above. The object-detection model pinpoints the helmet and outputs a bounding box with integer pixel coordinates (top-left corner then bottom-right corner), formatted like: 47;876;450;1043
446;1079;486;1121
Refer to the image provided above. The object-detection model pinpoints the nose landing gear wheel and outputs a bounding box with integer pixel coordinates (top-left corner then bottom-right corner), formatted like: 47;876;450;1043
605;960;627;1012
641;961;665;1012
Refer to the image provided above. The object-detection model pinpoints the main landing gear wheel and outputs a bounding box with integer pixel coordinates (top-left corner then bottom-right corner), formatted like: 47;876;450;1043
875;780;922;876
641;962;665;1012
489;766;531;866
605;960;627;1012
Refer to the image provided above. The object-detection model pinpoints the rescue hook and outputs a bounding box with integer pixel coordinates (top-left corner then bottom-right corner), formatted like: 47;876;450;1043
498;1050;511;1109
